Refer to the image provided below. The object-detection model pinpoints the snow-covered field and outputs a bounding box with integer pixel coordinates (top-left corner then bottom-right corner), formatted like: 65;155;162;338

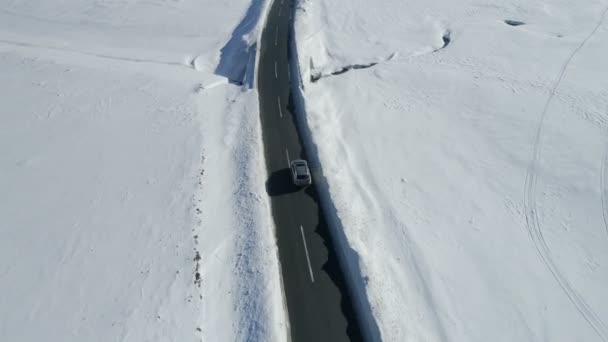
294;0;608;341
0;1;285;341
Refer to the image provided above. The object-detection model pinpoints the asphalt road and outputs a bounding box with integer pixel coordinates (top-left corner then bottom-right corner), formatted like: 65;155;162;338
257;1;363;341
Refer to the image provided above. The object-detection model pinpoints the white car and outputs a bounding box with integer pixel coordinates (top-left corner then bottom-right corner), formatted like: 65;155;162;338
290;159;311;186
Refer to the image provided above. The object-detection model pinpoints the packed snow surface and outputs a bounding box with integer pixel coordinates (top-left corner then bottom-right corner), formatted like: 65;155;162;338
294;0;608;341
0;1;285;341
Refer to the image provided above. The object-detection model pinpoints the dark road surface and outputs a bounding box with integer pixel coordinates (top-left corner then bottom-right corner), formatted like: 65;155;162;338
257;0;363;341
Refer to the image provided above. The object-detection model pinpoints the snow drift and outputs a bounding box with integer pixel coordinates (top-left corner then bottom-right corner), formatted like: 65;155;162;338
292;0;608;341
0;0;285;341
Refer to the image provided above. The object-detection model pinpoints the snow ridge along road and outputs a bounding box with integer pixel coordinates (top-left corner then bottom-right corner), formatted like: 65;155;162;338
257;0;363;341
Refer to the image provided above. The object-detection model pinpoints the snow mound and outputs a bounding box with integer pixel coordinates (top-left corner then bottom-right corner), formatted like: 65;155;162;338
215;0;273;87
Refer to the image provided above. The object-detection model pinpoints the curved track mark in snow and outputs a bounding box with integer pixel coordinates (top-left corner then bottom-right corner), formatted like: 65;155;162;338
524;6;608;341
601;141;608;238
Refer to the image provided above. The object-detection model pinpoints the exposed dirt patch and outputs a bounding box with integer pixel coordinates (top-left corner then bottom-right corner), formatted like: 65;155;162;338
193;154;205;289
311;62;378;82
310;52;397;82
504;19;525;26
194;251;202;288
442;30;451;48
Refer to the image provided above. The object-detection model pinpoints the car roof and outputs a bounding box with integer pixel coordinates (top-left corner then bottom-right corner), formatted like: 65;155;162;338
295;164;309;173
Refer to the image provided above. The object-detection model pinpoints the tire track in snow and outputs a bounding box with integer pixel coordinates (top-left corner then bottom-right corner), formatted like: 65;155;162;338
524;6;608;341
601;141;608;239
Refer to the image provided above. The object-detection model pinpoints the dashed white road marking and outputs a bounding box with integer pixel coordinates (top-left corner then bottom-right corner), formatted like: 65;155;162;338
274;61;278;79
278;6;282;16
275;27;279;46
300;226;315;283
277;96;283;118
285;149;290;166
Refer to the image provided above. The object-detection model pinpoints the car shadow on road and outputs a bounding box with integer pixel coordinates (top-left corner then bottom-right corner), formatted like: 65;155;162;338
266;168;301;196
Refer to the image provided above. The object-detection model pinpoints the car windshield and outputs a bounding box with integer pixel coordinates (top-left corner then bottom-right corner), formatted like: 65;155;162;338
295;165;308;175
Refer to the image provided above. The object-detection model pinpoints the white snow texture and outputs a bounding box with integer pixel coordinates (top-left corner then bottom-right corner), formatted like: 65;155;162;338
0;0;286;341
293;0;608;341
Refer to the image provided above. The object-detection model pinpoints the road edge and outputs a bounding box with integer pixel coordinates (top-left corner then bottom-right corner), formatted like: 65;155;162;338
252;0;293;341
252;0;277;88
287;4;382;342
